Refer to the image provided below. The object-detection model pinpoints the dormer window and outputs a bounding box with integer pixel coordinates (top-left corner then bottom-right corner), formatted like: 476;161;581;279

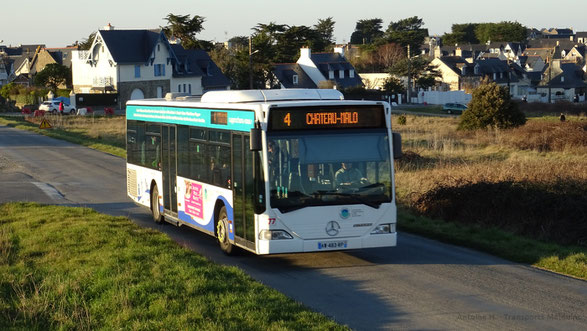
339;69;344;78
329;70;334;79
292;74;299;85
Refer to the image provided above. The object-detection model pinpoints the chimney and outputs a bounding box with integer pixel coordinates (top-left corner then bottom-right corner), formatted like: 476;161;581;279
104;23;114;30
455;47;462;57
300;47;311;59
334;46;344;58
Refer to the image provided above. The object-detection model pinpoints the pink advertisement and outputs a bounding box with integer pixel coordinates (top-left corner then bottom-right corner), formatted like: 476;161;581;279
184;181;203;219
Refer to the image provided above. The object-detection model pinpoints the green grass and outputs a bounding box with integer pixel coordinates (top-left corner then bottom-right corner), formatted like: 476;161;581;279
0;116;125;158
0;202;346;330
398;208;587;280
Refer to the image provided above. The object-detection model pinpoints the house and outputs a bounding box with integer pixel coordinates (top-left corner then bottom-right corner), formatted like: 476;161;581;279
519;55;547;72
432;56;530;99
271;63;317;88
6;45;46;86
576;32;587;44
431;56;471;91
0;60;8;87
537;60;587;102
71;25;230;109
540;28;574;39
274;47;362;89
562;45;586;65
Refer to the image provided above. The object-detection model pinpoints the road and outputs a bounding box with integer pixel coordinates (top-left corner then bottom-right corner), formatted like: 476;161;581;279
1;124;585;330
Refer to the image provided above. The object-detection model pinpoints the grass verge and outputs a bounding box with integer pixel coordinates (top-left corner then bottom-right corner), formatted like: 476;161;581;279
0;202;345;330
0;115;125;158
398;208;587;280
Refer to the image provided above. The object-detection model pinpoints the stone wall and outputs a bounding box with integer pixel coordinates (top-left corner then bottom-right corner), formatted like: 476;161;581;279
117;80;170;109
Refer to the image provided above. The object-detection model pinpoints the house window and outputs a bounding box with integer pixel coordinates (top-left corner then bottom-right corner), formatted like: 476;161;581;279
350;69;355;78
154;64;166;77
178;84;181;92
188;84;192;94
292;74;299;85
329;70;334;79
474;65;480;75
183;84;186;92
157;44;160;52
339;70;344;78
134;65;141;78
493;73;497;80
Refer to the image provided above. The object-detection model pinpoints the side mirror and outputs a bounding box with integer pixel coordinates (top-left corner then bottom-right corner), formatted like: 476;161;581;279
250;126;262;151
392;132;402;159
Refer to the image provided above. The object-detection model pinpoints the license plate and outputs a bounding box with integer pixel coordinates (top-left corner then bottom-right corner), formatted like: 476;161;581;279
318;241;348;250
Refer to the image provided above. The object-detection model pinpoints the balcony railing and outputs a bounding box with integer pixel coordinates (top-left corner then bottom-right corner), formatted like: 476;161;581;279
93;76;114;87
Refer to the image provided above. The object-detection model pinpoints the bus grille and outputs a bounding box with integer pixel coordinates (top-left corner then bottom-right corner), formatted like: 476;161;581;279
127;169;138;197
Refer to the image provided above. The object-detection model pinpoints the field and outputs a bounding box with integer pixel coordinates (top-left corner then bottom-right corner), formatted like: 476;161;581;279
393;114;587;277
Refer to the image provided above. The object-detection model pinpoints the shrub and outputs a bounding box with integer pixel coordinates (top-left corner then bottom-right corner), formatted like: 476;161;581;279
397;114;407;125
501;120;587;152
458;82;526;130
414;180;587;246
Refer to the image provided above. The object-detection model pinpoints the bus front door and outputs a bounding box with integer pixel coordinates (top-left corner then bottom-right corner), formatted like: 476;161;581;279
161;125;178;214
232;134;255;250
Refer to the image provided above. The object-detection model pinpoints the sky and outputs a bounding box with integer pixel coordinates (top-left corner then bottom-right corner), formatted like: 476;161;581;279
2;0;587;48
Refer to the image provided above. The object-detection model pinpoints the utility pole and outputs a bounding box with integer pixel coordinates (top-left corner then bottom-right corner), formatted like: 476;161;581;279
249;36;253;89
547;56;552;104
406;44;411;104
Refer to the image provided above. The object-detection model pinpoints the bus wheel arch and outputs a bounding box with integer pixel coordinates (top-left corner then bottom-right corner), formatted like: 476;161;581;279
214;201;233;254
150;181;164;223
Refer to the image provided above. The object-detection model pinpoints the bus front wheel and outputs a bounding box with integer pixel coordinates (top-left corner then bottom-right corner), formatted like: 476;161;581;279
216;206;233;254
151;185;163;223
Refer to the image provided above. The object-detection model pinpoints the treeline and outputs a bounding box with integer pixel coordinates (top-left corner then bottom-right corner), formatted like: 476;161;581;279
442;22;527;45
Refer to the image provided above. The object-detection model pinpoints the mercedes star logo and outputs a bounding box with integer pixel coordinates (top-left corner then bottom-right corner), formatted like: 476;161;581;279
325;221;340;236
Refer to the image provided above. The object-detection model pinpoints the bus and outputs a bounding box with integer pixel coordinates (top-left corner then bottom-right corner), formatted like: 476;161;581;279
126;89;401;255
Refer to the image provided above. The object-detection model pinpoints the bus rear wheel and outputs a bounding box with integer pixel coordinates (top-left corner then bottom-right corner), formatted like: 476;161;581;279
151;184;163;223
216;206;233;254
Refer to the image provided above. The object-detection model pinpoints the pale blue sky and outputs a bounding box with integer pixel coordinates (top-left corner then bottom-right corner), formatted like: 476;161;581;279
2;0;586;47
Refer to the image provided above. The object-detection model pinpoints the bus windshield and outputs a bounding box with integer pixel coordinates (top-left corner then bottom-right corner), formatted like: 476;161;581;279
267;129;392;213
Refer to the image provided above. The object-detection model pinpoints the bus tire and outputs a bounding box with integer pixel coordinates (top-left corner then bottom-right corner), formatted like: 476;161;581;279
216;206;233;254
151;184;163;223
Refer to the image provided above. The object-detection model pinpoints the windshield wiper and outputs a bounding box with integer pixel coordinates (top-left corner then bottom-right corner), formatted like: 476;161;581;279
278;205;308;213
315;191;381;209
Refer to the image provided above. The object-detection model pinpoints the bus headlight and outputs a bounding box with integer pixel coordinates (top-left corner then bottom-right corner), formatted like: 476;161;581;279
371;223;396;234
259;229;293;240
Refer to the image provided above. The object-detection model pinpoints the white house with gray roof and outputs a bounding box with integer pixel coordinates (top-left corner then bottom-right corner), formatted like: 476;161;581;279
72;25;230;109
273;47;362;89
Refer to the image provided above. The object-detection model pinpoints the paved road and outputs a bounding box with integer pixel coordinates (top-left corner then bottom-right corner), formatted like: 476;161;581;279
1;124;585;330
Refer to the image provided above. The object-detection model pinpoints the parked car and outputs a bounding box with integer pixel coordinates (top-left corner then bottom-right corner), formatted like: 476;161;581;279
442;103;467;114
39;100;76;115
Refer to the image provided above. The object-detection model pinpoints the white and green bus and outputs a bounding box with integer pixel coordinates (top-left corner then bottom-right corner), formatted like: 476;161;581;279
126;89;401;254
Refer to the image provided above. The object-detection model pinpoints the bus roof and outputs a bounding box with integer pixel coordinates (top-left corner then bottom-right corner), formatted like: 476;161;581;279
199;89;344;103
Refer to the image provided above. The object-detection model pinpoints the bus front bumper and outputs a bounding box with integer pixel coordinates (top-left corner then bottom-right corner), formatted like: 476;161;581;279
256;232;397;255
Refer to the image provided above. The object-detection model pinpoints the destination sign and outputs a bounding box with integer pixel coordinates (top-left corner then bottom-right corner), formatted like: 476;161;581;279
269;105;385;130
